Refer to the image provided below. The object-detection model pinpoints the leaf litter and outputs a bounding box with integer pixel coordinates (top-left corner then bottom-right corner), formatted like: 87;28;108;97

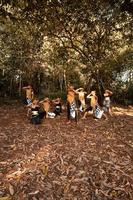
0;105;133;199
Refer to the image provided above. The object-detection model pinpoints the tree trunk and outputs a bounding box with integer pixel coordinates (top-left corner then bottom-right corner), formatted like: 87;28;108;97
86;74;92;92
10;77;13;97
59;72;63;92
96;69;102;102
63;69;67;90
19;74;22;97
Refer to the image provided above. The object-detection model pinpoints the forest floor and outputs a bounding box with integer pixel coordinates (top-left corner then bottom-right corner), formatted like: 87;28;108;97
0;104;133;200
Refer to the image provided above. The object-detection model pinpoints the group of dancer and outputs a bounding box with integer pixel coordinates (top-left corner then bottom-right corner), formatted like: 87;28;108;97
22;84;113;124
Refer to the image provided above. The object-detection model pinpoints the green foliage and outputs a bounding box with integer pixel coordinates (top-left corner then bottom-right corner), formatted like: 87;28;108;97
0;0;132;104
112;81;133;105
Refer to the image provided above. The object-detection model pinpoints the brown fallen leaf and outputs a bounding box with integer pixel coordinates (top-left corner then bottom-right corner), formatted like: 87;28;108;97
28;190;39;195
9;183;14;196
6;169;26;180
0;197;12;200
40;165;48;176
52;180;61;185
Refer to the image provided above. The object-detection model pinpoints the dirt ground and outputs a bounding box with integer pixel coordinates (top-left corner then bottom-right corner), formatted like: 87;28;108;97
0;104;133;200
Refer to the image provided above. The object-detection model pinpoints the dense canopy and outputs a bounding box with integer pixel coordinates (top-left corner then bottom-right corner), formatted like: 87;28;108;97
0;0;133;104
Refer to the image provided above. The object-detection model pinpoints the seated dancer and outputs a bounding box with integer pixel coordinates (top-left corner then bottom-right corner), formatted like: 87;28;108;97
40;97;50;118
22;85;34;105
102;89;113;116
52;97;62;117
82;90;98;119
27;98;45;124
76;88;87;112
67;84;78;123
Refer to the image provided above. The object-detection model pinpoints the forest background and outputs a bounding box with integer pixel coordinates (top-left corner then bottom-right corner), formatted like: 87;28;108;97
0;0;133;105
